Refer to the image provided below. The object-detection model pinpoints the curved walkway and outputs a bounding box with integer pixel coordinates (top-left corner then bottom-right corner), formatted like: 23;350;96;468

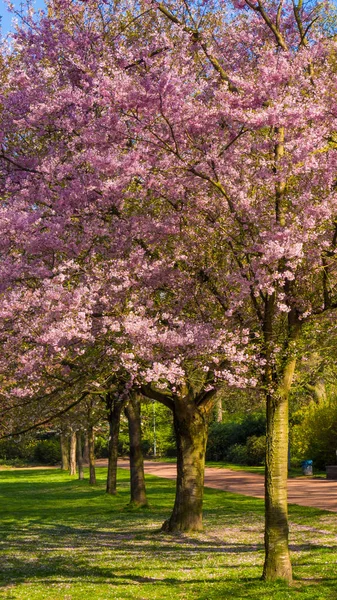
116;460;337;512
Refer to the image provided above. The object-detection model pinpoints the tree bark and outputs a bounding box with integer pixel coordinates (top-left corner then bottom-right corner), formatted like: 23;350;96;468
60;433;69;471
263;384;292;582
82;432;89;464
88;425;96;485
215;394;223;423
125;394;147;507
106;394;123;495
162;397;208;532
76;431;84;480
262;297;299;583
69;430;77;476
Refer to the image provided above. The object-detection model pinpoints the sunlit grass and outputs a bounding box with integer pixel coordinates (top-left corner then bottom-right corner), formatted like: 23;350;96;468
0;466;336;599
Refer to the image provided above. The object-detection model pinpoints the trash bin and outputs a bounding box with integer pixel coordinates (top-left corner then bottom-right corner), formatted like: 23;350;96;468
301;460;313;476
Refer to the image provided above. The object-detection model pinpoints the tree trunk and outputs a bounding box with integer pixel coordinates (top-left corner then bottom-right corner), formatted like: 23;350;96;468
76;431;84;480
88;425;96;485
162;398;208;532
106;396;123;495
69;430;77;476
125;394;147;507
60;433;69;471
262;357;297;583
215;395;223;423
82;432;89;464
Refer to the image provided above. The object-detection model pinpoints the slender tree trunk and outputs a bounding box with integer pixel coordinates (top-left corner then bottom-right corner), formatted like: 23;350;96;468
106;395;123;495
262;299;300;582
69;430;77;476
261;126;296;583
263;385;292;581
125;394;147;507
60;433;69;471
82;432;89;464
88;425;96;485
215;395;223;423
76;431;84;480
162;398;208;532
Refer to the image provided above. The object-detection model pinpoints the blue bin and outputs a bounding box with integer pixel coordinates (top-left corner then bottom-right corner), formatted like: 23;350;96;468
301;460;313;476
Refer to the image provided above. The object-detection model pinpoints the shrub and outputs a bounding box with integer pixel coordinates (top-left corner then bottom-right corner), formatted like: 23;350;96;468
0;437;37;461
246;435;266;465
33;439;61;465
206;413;266;461
226;443;249;465
291;400;337;470
95;435;109;458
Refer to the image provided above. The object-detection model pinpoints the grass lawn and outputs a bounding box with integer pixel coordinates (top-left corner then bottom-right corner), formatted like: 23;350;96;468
0;467;336;599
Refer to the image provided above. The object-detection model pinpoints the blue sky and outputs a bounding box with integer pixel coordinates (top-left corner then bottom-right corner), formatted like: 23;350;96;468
1;0;46;36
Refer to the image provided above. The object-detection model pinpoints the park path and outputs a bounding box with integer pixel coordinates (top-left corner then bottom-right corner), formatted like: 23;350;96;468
115;459;337;513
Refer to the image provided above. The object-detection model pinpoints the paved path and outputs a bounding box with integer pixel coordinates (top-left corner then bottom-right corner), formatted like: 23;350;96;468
116;460;337;513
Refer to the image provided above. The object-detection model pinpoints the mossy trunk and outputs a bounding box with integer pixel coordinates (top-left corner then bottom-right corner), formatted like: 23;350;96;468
88;425;96;485
262;357;297;583
60;433;69;471
106;397;123;495
69;430;77;476
162;399;208;532
125;394;147;507
76;431;84;480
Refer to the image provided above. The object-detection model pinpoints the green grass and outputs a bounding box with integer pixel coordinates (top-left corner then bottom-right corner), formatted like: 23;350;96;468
0;467;336;599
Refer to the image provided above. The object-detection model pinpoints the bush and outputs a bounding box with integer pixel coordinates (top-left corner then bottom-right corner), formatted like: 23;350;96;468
226;443;249;465
206;413;266;462
291;400;337;470
246;435;266;466
95;435;109;458
0;437;37;461
33;439;61;465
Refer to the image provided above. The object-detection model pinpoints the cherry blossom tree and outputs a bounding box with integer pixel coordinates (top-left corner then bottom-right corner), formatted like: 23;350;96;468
1;0;337;584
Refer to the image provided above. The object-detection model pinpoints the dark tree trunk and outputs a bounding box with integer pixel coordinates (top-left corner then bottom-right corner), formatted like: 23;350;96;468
162;397;209;532
60;433;69;471
76;431;84;480
88;425;96;485
82;432;89;464
125;394;147;507
69;430;77;476
106;394;123;495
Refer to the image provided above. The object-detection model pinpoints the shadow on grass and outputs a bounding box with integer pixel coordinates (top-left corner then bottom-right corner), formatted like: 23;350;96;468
1;468;337;599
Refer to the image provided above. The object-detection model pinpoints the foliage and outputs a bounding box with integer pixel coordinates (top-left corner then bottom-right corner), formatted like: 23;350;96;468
246;435;266;466
33;439;61;465
94;401;175;458
291;399;337;469
94;435;110;459
226;443;249;465
0;436;37;462
2;0;337;581
206;413;266;463
140;401;175;457
0;435;62;465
